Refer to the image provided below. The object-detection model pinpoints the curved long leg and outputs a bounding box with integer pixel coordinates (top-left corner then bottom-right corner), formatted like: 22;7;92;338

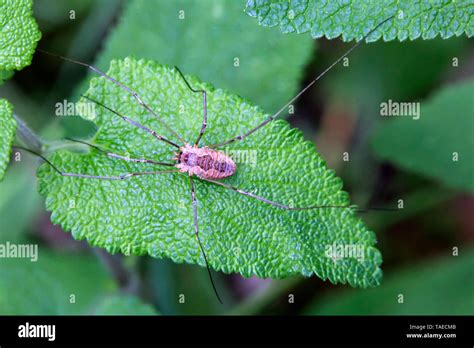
65;138;175;167
202;178;353;211
201;178;399;213
174;67;207;146
15;146;178;180
82;95;180;149
59;170;177;180
189;176;223;304
209;16;395;148
38;49;184;143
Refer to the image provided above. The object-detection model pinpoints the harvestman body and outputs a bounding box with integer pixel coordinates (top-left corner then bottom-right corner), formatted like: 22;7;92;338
175;144;236;179
23;17;394;303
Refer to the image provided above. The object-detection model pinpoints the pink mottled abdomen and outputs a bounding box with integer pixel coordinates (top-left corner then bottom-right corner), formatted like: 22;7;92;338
176;144;236;179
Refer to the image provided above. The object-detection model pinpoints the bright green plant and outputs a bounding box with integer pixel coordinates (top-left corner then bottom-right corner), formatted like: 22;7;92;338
246;0;474;41
0;0;41;179
0;0;41;71
37;58;382;287
0;99;15;180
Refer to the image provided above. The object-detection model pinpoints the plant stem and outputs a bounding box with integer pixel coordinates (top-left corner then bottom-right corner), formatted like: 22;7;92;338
13;113;87;155
42;139;87;154
13;113;43;152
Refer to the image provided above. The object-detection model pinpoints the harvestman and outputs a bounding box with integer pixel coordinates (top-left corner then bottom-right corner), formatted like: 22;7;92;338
21;17;395;303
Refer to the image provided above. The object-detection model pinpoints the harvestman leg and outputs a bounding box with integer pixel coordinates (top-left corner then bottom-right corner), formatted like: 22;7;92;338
58;170;178;180
202;178;353;211
38;49;185;144
201;179;398;213
209;16;395;148
174;67;208;146
65;138;175;167
18;144;225;299
188;176;223;304
15;146;178;180
82;95;181;149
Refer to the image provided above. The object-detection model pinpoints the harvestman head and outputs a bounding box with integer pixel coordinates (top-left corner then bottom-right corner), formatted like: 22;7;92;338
19;16;395;304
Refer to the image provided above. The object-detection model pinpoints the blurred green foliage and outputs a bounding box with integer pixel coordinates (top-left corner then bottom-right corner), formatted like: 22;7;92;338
94;0;313;113
0;70;14;84
146;258;229;314
94;294;158;315
323;37;468;106
306;249;474;315
33;0;94;33
316;36;471;207
0;162;41;242
372;80;474;192
0;251;116;314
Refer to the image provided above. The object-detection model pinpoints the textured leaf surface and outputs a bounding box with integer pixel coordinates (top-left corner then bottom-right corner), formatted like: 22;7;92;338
0;251;115;314
246;0;474;41
306;250;474;315
0;98;15;180
0;0;41;71
94;0;313;113
94;294;158;315
372;80;474;192
38;58;381;286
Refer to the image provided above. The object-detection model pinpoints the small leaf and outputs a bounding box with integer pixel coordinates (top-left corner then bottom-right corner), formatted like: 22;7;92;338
93;0;313;113
38;58;382;287
94;294;158;315
245;0;474;42
0;0;41;71
0;98;16;180
0;251;116;314
305;250;474;315
371;80;474;192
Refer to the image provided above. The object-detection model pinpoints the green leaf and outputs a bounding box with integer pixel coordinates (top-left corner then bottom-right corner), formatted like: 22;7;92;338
0;0;41;71
0;251;116;314
0;99;16;180
38;57;382;287
94;294;158;315
93;0;313;113
371;80;474;192
245;0;474;41
305;250;474;315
